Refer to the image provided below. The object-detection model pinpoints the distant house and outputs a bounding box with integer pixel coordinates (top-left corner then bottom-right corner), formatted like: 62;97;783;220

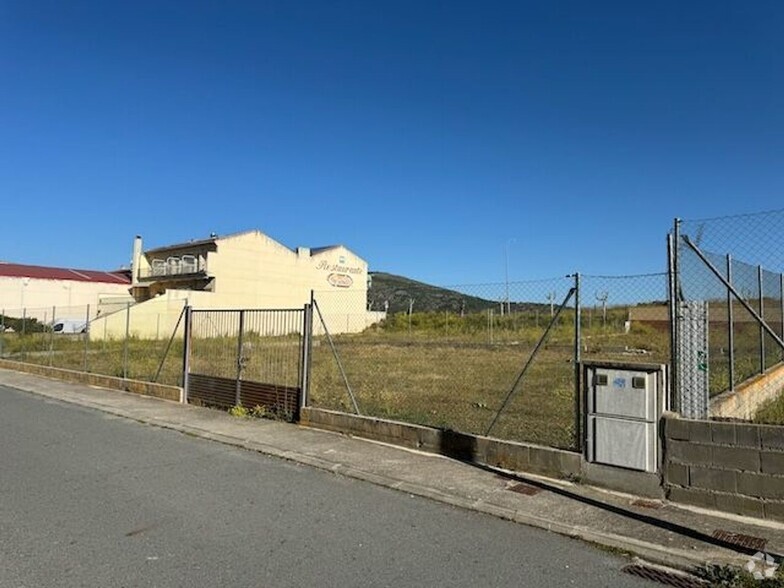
90;230;379;338
0;261;132;323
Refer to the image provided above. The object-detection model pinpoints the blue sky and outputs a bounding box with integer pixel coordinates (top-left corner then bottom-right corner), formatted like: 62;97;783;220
1;1;783;286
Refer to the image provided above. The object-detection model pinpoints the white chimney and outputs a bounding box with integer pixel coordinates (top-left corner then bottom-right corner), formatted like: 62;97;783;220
131;235;143;286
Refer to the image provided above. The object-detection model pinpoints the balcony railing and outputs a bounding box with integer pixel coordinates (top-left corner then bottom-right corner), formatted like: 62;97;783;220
138;255;208;280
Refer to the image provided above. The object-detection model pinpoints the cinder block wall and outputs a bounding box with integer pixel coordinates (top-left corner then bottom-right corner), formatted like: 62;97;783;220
663;415;784;521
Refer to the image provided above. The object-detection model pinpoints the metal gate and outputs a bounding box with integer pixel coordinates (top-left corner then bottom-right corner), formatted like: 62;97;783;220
183;307;312;421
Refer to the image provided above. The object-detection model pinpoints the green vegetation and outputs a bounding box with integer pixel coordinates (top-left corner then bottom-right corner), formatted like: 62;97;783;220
0;314;47;334
228;404;250;418
0;332;184;385
696;563;784;587
754;391;784;425
309;306;671;450
4;299;784;447
368;271;551;314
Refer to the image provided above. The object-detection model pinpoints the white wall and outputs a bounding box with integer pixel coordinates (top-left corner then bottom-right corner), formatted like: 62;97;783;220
0;276;131;321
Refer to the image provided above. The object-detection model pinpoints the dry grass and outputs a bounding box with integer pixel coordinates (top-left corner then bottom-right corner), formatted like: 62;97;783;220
10;308;783;446
309;319;672;450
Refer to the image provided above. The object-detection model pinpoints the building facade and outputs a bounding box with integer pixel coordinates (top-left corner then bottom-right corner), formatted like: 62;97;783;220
90;230;380;338
0;262;132;324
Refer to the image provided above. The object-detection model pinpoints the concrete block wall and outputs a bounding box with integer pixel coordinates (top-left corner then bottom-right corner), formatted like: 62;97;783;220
301;407;667;497
300;407;581;480
0;359;182;402
663;415;784;521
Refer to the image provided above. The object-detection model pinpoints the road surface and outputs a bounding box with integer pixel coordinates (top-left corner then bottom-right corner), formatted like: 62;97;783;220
0;385;650;587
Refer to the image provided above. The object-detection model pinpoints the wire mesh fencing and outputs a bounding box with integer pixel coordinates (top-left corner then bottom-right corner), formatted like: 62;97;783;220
0;301;186;386
674;209;784;423
580;273;671;367
310;277;581;449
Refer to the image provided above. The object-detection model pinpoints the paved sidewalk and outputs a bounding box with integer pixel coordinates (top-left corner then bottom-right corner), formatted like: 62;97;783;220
3;368;783;573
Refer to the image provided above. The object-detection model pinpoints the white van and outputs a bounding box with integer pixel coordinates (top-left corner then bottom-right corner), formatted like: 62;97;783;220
52;319;87;334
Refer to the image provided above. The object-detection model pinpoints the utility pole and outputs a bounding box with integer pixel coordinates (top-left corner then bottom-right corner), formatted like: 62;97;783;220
595;291;609;327
546;291;556;317
504;238;516;315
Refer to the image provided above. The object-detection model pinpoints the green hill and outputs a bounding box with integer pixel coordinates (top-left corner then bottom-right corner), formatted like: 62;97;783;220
368;272;547;315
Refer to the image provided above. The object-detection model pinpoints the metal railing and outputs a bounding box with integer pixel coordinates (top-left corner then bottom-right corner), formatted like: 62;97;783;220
138;256;208;280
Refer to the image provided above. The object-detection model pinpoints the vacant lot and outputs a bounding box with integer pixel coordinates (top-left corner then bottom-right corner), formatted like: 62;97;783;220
309;309;671;450
21;306;775;449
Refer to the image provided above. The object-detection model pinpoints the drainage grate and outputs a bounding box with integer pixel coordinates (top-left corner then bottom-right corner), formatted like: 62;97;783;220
711;529;767;552
631;499;664;509
622;564;706;587
507;483;541;496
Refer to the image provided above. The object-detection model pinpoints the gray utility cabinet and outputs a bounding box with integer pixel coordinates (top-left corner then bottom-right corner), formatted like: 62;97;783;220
584;361;668;473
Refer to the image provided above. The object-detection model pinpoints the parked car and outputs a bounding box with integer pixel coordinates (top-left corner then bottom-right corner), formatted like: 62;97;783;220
52;319;87;334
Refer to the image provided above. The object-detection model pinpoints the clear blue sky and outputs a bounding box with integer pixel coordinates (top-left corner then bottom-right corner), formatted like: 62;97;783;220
1;1;782;286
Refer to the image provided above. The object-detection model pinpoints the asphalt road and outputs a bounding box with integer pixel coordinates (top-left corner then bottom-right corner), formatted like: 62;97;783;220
0;385;651;587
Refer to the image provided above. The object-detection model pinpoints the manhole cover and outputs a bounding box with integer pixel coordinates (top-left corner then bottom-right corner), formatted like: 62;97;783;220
622;564;705;587
712;530;767;552
507;483;541;496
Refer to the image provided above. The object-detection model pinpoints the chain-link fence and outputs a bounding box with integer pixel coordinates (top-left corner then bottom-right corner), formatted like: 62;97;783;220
580;273;671;366
309;272;668;451
674;209;784;424
0;302;185;386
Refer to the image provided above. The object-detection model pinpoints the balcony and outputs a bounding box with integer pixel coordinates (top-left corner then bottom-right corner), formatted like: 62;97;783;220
138;255;209;281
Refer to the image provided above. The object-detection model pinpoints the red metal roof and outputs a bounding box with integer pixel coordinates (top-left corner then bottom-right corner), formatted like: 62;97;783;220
0;262;131;284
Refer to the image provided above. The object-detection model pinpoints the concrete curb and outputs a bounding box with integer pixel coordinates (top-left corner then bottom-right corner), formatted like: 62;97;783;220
2;376;749;572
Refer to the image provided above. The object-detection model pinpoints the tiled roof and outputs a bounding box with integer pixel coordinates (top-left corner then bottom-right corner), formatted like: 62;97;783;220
0;262;131;284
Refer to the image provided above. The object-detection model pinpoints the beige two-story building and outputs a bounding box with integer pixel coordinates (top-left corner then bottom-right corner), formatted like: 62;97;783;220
90;230;381;338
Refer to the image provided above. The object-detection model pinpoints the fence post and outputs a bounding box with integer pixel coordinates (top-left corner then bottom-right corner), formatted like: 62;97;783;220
727;256;735;391
669;220;681;412
0;309;4;358
49;305;56;366
573;272;582;452
83;304;90;372
42;310;47;354
759;265;765;374
181;305;192;403
300;302;312;409
123;302;130;379
21;307;27;361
